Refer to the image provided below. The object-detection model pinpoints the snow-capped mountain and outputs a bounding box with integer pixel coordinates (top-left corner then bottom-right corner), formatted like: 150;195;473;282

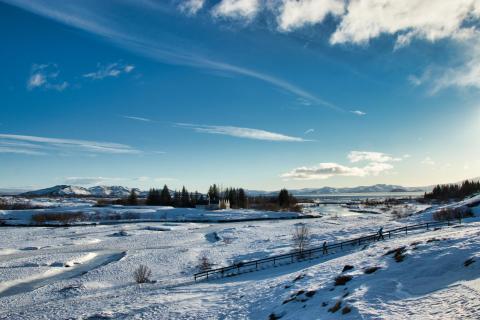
247;184;425;196
22;185;145;198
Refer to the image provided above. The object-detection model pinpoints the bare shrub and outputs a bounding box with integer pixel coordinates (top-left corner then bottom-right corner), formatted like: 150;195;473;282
342;265;354;272
31;212;87;224
328;300;342;313
342;306;352;314
433;207;473;221
292;224;310;255
464;258;475;267
0;199;42;210
364;266;381;274
133;265;152;284
198;254;212;271
334;275;352;286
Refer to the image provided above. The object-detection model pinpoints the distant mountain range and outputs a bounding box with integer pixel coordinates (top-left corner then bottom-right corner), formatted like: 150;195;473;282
15;183;425;198
247;184;426;196
21;185;147;198
10;178;479;198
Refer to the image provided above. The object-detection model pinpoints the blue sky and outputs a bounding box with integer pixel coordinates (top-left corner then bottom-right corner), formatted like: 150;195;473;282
1;0;480;191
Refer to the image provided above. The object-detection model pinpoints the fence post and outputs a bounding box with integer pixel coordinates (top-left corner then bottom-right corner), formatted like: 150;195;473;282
426;223;429;230
273;257;276;266
448;219;450;226
405;226;407;235
256;261;258;270
341;242;343;250
388;231;391;239
206;272;208;280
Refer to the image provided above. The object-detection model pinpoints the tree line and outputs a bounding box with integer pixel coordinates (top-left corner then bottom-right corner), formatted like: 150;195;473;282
424;180;480;201
119;185;300;212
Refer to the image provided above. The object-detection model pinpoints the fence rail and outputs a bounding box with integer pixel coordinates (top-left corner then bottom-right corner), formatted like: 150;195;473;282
194;219;461;281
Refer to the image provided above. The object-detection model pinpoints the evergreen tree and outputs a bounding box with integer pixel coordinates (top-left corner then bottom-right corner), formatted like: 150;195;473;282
181;186;190;207
238;188;247;208
127;189;138;206
278;188;290;208
173;190;181;207
160;185;172;206
208;184;219;201
146;188;161;205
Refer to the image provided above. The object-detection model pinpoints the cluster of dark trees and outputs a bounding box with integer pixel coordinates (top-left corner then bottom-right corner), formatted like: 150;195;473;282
119;184;300;212
222;187;248;208
424;180;480;201
249;188;300;212
145;185;206;207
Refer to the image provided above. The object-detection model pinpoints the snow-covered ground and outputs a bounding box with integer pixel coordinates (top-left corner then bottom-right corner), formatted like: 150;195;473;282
0;196;479;319
0;197;308;225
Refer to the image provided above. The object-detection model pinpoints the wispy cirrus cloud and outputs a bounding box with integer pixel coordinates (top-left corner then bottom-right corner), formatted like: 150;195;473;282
27;64;68;91
421;156;435;166
122;115;153;122
350;110;366;116
3;0;338;110
177;123;308;142
83;62;135;80
179;0;205;15
282;150;400;180
348;151;400;163
0;134;141;155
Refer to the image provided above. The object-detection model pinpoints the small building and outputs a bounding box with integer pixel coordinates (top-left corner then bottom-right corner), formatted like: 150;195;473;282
196;197;230;210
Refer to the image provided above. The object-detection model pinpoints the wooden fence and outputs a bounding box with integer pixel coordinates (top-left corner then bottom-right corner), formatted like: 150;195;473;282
194;219;461;281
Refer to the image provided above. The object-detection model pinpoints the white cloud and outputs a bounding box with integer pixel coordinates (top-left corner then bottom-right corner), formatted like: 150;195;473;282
430;40;480;92
421;156;435;166
350;110;366;116
83;62;135;80
122;115;152;122
27;64;68;91
330;0;480;46
304;128;314;134
277;0;344;31
212;0;260;20
0;134;140;155
179;0;205;15
64;176;124;185
283;150;399;180
177;123;308;141
348;151;400;163
281;161;394;180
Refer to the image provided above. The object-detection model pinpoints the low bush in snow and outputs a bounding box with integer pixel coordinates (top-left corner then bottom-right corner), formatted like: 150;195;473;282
133;265;152;284
364;266;381;274
197;254;212;271
432;207;473;221
31;212;87;224
342;265;354;272
0;199;42;210
334;275;352;286
328;300;342;313
342;305;352;314
464;258;475;267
